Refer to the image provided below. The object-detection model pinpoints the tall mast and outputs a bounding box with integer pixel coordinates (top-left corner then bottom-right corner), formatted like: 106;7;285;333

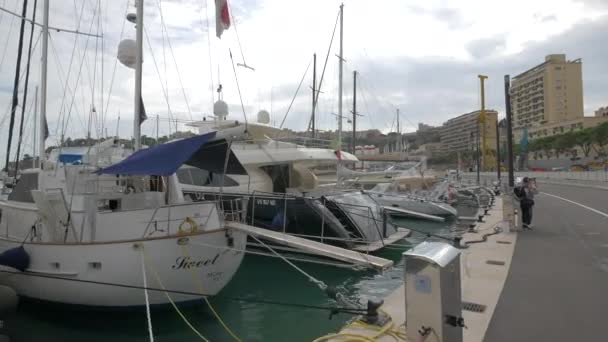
352;70;357;154
311;53;317;139
4;0;29;172
33;86;38;167
133;0;144;150
336;3;344;184
39;0;49;163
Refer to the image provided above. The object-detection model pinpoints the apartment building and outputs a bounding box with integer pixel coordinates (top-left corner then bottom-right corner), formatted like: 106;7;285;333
440;110;498;153
510;54;584;130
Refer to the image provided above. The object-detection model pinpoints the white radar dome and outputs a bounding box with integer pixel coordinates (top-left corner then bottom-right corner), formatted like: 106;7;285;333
257;110;270;124
213;100;229;118
117;39;137;69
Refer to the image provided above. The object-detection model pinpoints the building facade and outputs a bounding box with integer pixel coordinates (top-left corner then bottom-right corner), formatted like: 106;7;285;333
514;116;608;142
595;106;608;118
440;109;498;153
510;54;584;130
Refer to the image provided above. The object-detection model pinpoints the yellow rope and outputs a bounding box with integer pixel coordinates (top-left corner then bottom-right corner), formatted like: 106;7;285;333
312;310;408;342
141;247;211;342
181;245;242;342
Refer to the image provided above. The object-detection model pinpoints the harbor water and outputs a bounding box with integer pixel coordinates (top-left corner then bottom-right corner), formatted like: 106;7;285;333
4;218;458;341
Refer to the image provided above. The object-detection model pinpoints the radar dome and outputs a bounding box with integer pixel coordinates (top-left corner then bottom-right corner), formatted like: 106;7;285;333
117;39;137;69
213;100;229;118
257;110;270;124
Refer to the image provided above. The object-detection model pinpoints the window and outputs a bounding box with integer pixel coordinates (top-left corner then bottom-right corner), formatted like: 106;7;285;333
7;172;38;203
177;168;238;187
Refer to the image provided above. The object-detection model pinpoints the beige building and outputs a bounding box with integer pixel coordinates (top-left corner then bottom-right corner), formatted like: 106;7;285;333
440;109;498;153
514;116;608;142
595;106;608;118
510;54;584;130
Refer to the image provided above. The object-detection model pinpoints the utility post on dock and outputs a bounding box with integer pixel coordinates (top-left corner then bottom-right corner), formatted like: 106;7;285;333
478;75;488;172
352;70;357;154
504;75;515;187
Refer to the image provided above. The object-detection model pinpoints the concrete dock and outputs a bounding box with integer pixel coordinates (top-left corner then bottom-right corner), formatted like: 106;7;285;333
324;180;608;341
325;196;514;341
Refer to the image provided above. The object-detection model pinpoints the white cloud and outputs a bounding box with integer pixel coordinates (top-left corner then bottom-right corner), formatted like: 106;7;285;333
0;0;606;163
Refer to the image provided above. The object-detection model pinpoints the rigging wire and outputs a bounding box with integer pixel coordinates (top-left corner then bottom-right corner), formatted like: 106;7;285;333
55;0;87;142
143;25;177;131
0;30;42;130
279;57;312;129
229;49;248;127
102;0;129;132
308;9;340;131
226;1;252;70
155;0;193;121
60;4;100;143
202;0;215;107
48;34;87;139
0;0;18;73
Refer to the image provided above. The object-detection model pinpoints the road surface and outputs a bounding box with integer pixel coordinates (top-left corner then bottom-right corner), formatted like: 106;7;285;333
485;182;608;341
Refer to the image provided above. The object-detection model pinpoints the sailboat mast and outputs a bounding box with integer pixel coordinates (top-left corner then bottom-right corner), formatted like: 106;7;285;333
311;53;316;139
336;3;344;183
133;0;144;150
352;70;357;154
39;0;49;163
4;0;28;172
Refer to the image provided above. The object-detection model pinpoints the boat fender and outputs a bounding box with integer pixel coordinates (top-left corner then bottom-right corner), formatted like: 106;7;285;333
178;217;198;234
0;246;30;272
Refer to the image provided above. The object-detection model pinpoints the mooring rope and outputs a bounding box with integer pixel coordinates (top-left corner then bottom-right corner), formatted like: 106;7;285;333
180;245;242;342
142;247;211;342
139;246;155;342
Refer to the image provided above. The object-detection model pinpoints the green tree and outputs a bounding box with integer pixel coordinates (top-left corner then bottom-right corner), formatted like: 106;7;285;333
574;128;593;157
554;131;577;158
592;122;608;158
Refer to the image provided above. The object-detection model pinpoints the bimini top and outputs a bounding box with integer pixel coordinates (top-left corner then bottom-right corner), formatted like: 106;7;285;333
98;132;246;176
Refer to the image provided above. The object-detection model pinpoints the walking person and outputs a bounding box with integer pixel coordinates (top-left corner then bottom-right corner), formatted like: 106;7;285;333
515;177;536;230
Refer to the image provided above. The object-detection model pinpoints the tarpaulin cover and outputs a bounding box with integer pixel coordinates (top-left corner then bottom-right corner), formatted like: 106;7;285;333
98;132;246;176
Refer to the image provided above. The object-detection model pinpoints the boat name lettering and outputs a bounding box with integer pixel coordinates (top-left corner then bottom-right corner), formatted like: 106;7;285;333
256;199;276;206
171;254;220;270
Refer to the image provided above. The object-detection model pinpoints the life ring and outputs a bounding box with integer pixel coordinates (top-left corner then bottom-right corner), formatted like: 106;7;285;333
178;217;198;234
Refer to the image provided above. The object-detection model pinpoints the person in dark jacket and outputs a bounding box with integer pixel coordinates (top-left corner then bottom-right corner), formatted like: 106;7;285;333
515;177;536;229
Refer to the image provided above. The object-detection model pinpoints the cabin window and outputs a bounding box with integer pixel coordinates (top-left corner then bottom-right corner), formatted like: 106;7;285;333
7;173;38;203
177;168;238;187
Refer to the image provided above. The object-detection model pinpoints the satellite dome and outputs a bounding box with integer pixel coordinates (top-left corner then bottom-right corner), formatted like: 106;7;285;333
257;110;270;124
213;100;229;118
117;39;137;69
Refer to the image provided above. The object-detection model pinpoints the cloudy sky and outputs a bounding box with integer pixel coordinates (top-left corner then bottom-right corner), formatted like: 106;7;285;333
0;0;607;162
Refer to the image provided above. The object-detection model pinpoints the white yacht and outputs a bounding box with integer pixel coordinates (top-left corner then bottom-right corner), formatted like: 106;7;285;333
0;133;250;307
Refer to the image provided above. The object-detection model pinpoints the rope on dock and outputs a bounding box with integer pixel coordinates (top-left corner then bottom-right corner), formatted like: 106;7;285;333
139;246;155;342
313;309;408;342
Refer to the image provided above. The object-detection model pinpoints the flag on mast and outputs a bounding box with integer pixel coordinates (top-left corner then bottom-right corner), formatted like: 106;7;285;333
215;0;231;38
139;96;148;125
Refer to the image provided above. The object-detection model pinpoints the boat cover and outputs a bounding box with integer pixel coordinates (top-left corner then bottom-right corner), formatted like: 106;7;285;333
0;246;30;272
98;132;246;176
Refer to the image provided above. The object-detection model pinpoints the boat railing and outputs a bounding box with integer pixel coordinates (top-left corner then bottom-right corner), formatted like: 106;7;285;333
229;137;347;151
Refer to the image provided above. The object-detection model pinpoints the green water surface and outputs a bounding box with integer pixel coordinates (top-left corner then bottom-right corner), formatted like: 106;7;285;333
4;218;456;342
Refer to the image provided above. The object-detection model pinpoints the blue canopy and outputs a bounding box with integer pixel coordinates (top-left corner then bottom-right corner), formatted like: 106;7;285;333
98;132;246;176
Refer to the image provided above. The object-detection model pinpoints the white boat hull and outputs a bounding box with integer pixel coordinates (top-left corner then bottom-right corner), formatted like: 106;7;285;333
0;230;246;307
372;194;457;217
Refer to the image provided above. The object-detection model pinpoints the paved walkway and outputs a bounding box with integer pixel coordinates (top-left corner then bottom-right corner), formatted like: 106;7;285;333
485;183;608;341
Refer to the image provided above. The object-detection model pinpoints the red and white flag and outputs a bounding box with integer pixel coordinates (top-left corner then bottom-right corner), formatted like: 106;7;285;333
215;0;231;38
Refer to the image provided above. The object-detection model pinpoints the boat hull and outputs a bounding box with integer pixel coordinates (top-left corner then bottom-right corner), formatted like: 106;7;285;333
0;230;246;307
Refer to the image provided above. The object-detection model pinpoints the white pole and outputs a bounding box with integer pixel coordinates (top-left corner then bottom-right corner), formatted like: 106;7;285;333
336;3;344;185
39;0;49;164
33;86;38;167
134;0;143;150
